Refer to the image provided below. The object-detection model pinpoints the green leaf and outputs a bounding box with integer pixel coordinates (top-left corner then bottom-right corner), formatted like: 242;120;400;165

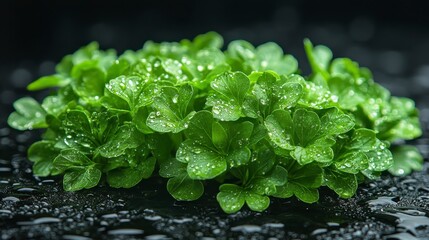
63;166;102;191
254;42;298;75
334;152;368;174
324;168;358;198
269;166;288;186
217;184;246;214
71;62;106;100
206;72;250;121
28;141;59;176
108;156;156;188
365;139;393;172
61;110;96;153
184;110;214;147
277;182;320;203
348;128;377;152
226;147;251;167
212;122;228;150
27;75;70;91
389;145;423;176
8;97;47;130
243;72;303;119
275;161;322;203
147;85;195;133
167;174;204;201
245;193;270;212
98;123;141;158
159;158;187;178
293;108;320;146
320;108;354;135
53;149;94;172
177;141;227;180
248;146;276;177
291;144;334;165
191;31;223;50
265;109;294;150
304;39;331;80
327;77;366;110
105;75;154;112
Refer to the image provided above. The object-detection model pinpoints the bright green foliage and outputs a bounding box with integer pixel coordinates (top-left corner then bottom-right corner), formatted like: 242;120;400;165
9;32;423;213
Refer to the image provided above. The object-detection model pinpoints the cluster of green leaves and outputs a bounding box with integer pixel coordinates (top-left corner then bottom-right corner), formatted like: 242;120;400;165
8;32;423;213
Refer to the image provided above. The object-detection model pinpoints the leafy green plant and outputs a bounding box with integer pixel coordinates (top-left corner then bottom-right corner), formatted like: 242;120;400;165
8;32;423;213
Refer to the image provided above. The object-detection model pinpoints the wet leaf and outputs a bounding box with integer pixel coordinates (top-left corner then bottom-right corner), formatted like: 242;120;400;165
8;97;47;130
389;145;423;176
324;168;358;198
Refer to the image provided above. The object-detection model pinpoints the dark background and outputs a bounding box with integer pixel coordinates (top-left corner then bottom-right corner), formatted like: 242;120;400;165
1;0;429;123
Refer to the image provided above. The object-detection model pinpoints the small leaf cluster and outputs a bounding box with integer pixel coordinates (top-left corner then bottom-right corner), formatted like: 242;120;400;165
8;32;423;213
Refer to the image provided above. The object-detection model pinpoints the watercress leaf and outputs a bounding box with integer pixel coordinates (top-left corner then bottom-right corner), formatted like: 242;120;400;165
293;108;320;146
8;97;47;130
291;144;334;165
248;124;267;146
212;122;228;149
71;62;106;100
291;183;319;203
382;117;422;141
330;58;361;79
288;163;323;188
106;58;130;80
27;74;70;91
61;110;96;153
389;145;423;176
107;156;156;188
328;77;366;110
53;149;93;172
248;146;276;177
187;149;226;180
167;174;204;201
226;147;251;167
348;128;377;151
177;139;227;180
255;42;298;75
365;139;393;172
276;81;303;109
105;75;154;112
324;168;358;198
248;178;277;195
191;31;223;50
159;158;187;178
303;39;331;80
298;81;338;109
28;141;59;176
217;184;246;214
265;109;294;150
225;121;254;149
269;166;288;186
147;85;195;133
245;193;270;212
184;110;214;146
334;151;368;174
320;107;354;135
63;166;102;191
134;107;154;134
98;123;141;158
207;72;250;121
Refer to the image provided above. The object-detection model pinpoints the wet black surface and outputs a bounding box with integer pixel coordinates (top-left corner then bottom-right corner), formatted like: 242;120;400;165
2;1;429;239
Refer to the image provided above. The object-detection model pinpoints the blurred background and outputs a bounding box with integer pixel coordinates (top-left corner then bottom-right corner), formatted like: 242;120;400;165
1;0;429;125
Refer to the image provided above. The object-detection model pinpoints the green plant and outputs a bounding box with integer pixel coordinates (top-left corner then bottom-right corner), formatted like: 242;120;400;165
8;32;423;213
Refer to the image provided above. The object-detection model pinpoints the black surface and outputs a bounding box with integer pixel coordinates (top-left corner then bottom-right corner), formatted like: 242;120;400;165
1;1;429;239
